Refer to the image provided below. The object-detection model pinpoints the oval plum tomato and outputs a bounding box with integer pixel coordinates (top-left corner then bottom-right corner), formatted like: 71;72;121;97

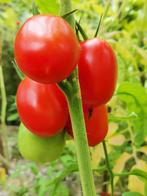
18;123;65;163
78;38;117;107
14;14;80;84
66;105;108;147
16;77;68;137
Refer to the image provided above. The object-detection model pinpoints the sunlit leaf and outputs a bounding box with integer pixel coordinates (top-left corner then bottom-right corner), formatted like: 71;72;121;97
107;122;118;137
112;152;131;188
0;0;11;3
137;146;147;155
1;7;17;29
0;167;7;185
7;113;19;121
108;135;126;146
91;143;104;169
135;46;147;62
130;168;147;184
117;82;147;147
35;0;59;15
128;160;147;195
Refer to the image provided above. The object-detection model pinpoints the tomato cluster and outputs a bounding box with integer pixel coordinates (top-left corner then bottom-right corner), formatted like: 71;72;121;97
14;14;117;163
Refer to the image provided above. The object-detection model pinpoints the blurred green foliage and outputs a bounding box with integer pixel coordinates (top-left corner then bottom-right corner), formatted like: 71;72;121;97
0;0;147;195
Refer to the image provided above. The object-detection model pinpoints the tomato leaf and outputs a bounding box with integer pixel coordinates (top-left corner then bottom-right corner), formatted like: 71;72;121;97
128;160;147;194
32;1;40;15
76;21;88;40
62;9;78;19
94;14;103;38
117;82;147;147
112;152;131;187
7;113;19;121
131;169;147;184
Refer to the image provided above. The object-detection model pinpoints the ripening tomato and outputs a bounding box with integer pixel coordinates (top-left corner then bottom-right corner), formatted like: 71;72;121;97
18;123;65;163
78;38;117;107
14;14;80;84
16;77;68;137
66;105;108;146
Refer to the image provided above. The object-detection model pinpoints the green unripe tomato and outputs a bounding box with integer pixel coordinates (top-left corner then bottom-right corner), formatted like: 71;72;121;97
18;123;65;163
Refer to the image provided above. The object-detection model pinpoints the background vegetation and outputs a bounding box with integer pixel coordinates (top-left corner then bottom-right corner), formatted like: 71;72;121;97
0;0;147;195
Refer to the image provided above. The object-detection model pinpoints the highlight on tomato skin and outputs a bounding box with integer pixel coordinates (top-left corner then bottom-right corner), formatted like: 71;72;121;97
78;38;117;107
14;14;80;84
66;104;108;147
16;77;68;137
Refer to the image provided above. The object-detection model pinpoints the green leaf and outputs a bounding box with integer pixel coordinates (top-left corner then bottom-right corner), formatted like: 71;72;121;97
0;0;12;3
32;1;40;15
122;192;143;196
94;1;110;37
94;14;103;38
131;169;147;184
76;21;88;40
29;163;39;175
62;9;78;19
35;0;60;15
144;182;147;196
117;82;147;147
52;183;69;196
7;113;19;121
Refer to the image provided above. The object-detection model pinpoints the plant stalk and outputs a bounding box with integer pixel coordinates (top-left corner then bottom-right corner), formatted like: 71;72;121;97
0;40;9;168
102;141;114;196
59;1;96;195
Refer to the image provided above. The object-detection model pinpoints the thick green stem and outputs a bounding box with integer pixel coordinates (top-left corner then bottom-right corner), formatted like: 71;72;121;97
102;141;114;196
59;1;96;195
60;71;96;196
60;0;75;28
66;72;96;196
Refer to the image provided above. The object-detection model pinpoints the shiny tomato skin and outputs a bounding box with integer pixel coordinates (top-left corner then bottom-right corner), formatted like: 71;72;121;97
16;77;68;137
14;15;80;84
66;105;108;147
78;38;117;107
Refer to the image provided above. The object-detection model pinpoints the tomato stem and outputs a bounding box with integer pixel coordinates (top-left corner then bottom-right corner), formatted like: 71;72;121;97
60;0;75;28
59;1;96;195
102;141;114;196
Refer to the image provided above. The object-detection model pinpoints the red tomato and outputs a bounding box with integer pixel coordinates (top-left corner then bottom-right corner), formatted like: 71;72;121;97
66;105;108;146
78;38;117;107
16;77;68;137
14;15;80;84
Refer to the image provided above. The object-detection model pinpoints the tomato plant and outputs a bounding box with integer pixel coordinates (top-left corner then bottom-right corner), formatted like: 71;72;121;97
78;38;117;107
66;105;108;146
16;77;68;137
18;123;65;163
14;14;80;83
